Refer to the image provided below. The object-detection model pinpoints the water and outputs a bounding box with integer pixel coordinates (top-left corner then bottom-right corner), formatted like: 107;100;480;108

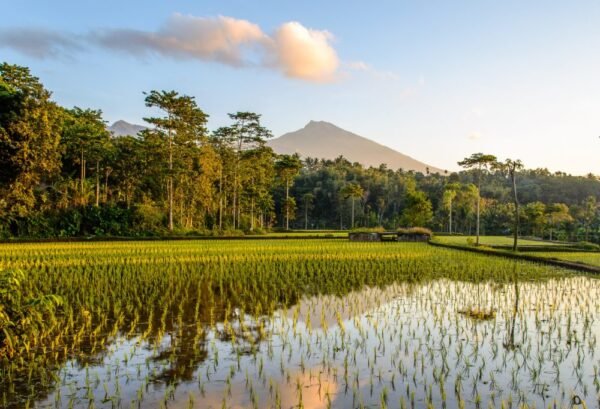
16;276;600;408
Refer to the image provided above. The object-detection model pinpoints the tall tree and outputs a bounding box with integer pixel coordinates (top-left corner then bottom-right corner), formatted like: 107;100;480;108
301;192;315;230
0;63;63;218
458;153;497;245
494;159;524;251
341;182;364;229
143;90;208;231
62;107;112;206
442;183;460;233
275;154;302;230
213;112;272;229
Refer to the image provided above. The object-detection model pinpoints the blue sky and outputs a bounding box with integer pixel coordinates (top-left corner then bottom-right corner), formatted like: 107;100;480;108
2;0;600;174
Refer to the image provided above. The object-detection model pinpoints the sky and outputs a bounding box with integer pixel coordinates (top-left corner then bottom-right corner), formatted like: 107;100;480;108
1;0;600;175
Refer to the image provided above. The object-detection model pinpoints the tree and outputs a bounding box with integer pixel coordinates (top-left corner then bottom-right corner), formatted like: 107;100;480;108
442;183;460;233
545;203;573;241
143;90;208;231
522;202;546;237
275;154;302;230
341;182;364;228
213;112;272;229
301;192;315;230
0;63;63;218
578;196;597;241
110;136;144;208
494;159;524;251
401;189;433;227
458;153;497;245
62;107;112;206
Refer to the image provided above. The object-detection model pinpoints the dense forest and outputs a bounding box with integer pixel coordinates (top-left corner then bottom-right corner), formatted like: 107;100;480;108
1;62;599;241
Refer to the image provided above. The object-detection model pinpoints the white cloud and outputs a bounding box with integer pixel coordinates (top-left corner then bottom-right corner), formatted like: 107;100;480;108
91;14;267;67
268;22;339;82
0;28;81;59
2;15;346;82
90;15;339;82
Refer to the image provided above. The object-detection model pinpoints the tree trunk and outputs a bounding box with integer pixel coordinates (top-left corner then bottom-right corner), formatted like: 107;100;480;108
351;197;355;228
511;170;519;251
104;169;110;204
168;124;174;232
95;160;100;207
305;201;308;230
218;168;223;230
476;175;481;245
285;180;290;230
80;147;85;195
250;197;254;231
449;199;453;234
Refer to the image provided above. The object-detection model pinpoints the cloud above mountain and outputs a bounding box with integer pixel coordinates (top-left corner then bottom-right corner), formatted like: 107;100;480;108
91;15;267;67
0;14;340;82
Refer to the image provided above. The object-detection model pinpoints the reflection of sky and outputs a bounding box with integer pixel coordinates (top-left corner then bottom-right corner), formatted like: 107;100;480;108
34;277;600;408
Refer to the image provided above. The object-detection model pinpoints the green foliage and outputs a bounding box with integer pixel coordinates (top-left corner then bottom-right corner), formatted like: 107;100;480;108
0;63;599;243
0;269;63;358
0;63;63;218
401;190;433;227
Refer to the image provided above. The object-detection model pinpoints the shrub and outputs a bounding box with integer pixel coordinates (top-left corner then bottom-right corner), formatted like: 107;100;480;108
397;227;433;237
351;227;385;233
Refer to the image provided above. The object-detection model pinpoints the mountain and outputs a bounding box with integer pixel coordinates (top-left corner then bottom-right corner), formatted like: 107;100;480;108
268;121;444;174
108;120;147;136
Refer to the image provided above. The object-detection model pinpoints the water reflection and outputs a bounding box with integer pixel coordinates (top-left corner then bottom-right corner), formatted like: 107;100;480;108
6;275;593;408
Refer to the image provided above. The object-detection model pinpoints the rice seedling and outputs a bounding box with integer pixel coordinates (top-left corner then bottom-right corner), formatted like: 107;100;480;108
0;239;598;408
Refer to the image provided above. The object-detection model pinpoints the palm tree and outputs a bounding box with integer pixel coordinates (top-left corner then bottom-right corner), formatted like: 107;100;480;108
342;182;364;228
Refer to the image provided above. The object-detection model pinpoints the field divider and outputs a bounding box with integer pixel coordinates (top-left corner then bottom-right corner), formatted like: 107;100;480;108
428;240;600;274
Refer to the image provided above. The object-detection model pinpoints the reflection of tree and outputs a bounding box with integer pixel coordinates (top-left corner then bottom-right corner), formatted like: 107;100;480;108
3;260;564;407
503;279;520;350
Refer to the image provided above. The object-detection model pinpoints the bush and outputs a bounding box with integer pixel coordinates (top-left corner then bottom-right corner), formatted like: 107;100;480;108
221;229;245;237
397;227;433;237
574;241;600;251
133;202;165;234
351;227;385;233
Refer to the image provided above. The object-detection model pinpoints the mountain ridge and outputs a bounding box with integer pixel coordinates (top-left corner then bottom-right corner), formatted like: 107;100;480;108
268;120;444;174
108;120;147;136
107;119;444;174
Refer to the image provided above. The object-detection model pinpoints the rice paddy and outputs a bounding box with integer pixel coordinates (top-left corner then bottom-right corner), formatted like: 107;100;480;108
532;252;600;267
1;239;599;408
434;236;563;247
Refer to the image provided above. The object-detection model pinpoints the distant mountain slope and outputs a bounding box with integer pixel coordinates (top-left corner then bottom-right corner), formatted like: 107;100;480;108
268;121;444;174
108;120;147;136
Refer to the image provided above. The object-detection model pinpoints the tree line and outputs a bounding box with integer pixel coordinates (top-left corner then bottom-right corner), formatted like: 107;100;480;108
1;62;599;241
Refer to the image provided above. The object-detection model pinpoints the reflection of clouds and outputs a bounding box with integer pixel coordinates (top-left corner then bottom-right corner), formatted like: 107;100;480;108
193;369;337;409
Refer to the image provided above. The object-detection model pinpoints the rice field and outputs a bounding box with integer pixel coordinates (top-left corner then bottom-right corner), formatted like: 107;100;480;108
1;239;599;408
434;236;563;247
532;252;600;267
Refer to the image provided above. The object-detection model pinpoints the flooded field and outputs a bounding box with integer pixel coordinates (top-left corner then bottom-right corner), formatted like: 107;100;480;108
1;240;599;408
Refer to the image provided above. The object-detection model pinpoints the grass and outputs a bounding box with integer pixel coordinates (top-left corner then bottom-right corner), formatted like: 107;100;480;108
434;235;564;247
